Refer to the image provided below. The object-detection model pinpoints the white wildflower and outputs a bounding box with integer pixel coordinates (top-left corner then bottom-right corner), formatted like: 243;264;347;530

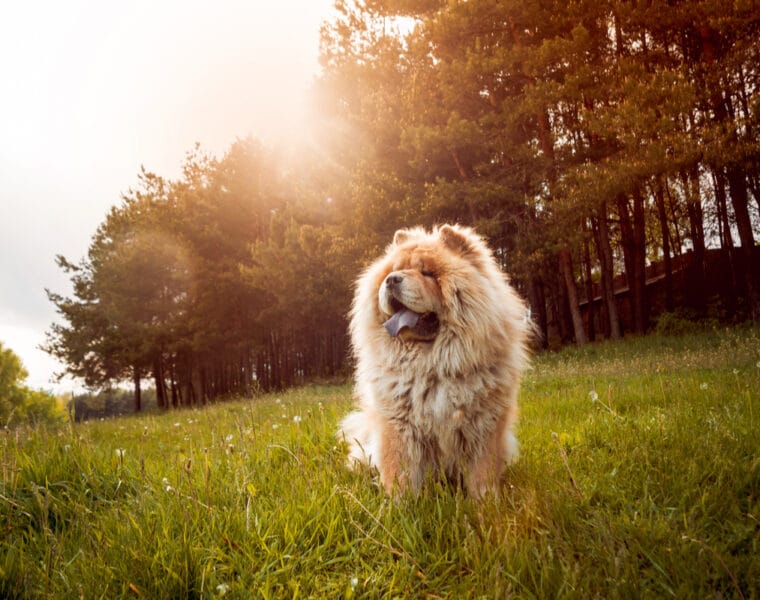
174;422;181;427
225;434;234;442
350;577;359;588
732;368;739;375
700;383;709;390
216;583;230;596
272;423;279;430
588;390;599;402
115;448;126;458
293;415;302;423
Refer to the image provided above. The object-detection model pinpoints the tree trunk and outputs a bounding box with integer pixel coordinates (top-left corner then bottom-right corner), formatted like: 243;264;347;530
582;231;596;342
551;270;572;344
616;192;647;334
711;168;733;250
653;179;675;312
631;187;648;332
559;247;587;346
133;366;141;413
593;204;622;338
681;168;707;313
528;274;549;349
710;167;739;312
153;358;166;409
170;373;179;408
726;165;760;320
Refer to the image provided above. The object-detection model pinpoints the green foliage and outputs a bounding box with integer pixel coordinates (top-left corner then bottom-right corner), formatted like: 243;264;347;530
655;309;720;337
0;342;64;427
46;138;356;403
69;389;159;421
2;327;758;596
319;0;760;339
0;343;27;422
45;0;760;406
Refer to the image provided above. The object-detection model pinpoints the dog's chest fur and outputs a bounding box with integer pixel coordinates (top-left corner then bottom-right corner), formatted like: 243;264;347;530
373;347;502;461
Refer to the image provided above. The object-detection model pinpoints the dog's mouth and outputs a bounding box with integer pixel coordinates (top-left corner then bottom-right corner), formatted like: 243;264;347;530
384;297;440;340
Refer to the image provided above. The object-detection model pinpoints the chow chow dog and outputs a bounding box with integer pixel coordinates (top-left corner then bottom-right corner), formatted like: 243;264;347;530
338;225;530;497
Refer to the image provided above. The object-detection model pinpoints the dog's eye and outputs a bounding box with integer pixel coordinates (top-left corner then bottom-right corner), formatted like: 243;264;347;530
421;270;436;278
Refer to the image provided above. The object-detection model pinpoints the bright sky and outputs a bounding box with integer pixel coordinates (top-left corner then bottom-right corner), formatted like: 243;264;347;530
0;0;336;392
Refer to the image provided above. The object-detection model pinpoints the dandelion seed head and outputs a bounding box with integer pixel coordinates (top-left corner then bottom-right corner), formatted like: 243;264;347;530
588;390;599;402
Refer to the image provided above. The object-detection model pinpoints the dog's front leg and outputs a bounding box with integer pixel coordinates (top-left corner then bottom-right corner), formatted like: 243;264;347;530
379;420;425;495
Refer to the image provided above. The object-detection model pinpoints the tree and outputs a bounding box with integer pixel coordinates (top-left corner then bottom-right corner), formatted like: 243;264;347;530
0;342;62;426
0;342;27;423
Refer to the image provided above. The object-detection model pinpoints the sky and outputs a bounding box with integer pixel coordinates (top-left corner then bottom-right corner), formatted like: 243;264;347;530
0;0;336;392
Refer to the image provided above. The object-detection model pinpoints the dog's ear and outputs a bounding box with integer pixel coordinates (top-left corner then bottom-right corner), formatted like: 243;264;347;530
439;225;473;255
393;229;411;245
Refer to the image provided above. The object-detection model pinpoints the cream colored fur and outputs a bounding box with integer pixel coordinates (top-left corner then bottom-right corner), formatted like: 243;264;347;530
338;225;530;497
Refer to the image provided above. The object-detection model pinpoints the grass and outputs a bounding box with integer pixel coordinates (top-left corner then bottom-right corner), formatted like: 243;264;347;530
1;326;759;598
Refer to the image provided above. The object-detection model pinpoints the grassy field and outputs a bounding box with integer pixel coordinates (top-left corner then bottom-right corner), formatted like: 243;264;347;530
2;327;759;598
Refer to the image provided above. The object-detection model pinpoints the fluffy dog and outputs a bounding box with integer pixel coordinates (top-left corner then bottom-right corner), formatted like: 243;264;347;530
338;225;530;497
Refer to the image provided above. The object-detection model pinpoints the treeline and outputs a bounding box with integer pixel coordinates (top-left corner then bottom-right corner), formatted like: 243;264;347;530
69;389;158;421
316;0;760;344
46;141;356;409
46;0;759;409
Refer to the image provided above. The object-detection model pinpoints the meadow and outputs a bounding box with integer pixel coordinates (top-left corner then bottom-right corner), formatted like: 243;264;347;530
1;326;758;598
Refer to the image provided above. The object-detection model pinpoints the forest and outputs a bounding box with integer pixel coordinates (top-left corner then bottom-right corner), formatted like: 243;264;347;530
45;0;759;410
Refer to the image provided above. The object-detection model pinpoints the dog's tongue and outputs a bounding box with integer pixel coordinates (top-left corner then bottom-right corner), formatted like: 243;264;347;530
384;308;421;336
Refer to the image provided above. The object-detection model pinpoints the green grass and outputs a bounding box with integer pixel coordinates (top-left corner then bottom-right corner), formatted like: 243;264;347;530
2;327;759;598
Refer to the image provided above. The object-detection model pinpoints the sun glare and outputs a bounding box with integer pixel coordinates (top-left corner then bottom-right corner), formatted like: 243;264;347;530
0;0;337;392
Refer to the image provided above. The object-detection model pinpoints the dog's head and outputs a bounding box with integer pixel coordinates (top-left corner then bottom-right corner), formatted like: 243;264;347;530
363;225;497;342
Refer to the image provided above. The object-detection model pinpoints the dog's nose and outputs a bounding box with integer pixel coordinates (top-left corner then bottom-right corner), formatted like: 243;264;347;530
385;273;403;287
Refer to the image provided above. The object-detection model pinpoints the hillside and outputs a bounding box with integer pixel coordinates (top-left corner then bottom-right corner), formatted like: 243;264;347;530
2;326;759;597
